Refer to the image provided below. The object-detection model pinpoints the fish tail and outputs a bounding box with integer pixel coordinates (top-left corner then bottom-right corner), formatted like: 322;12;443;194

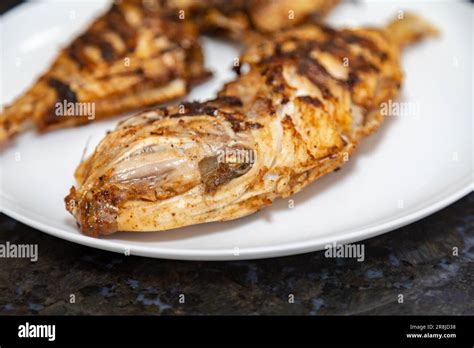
386;12;439;48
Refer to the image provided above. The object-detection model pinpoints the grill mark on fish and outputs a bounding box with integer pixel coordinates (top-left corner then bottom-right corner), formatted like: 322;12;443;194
48;78;77;104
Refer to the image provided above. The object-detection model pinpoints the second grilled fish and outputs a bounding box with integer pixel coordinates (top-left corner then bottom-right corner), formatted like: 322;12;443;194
0;0;210;143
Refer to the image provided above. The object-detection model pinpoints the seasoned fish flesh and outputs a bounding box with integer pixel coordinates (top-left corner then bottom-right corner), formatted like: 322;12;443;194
65;13;438;236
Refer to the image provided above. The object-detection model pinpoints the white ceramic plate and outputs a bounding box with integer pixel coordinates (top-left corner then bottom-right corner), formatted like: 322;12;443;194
1;0;472;260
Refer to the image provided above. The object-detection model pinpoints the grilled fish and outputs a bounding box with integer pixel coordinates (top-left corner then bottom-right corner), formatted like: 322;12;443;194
0;0;210;143
65;13;438;236
0;0;340;144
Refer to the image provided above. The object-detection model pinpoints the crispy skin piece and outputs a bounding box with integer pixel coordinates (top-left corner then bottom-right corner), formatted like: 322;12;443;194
65;13;438;236
0;0;210;143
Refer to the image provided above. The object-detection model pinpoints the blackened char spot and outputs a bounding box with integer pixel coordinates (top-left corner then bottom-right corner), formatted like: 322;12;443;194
48;78;77;103
68;32;118;65
211;96;243;107
264;65;283;85
341;31;388;61
43;78;79;126
68;42;88;69
297;96;323;108
184;101;218;116
67;3;137;68
272;85;284;93
157;106;169;116
320;39;380;73
346;72;359;89
319;40;348;60
65;185;123;237
98;41;115;61
248;122;263;130
274;42;283;55
169;102;218;117
319;24;338;37
223;112;262;132
233;64;241;75
222;113;244;131
106;3;137;51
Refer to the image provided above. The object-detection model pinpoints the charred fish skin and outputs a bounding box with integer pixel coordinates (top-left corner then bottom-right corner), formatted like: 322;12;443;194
66;13;438;237
0;0;211;143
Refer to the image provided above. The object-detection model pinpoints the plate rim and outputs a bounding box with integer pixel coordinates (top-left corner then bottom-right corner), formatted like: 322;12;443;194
1;181;471;260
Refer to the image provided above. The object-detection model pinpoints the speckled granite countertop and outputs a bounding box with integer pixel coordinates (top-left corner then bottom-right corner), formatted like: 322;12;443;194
0;193;472;315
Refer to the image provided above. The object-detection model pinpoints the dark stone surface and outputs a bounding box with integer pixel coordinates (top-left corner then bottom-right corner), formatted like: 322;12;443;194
0;193;472;315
